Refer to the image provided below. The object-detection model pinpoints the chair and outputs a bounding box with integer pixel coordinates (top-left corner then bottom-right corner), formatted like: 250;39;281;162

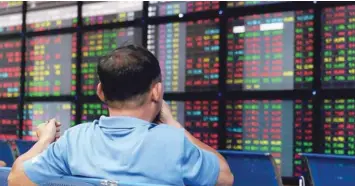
302;153;355;186
219;150;283;186
15;140;36;155
0;167;11;186
0;140;15;167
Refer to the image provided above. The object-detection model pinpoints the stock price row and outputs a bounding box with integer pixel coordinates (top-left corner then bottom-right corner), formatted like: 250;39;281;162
1;6;354;97
0;1;221;35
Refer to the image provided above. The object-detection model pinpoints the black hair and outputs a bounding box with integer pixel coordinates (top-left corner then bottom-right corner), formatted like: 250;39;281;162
97;44;161;105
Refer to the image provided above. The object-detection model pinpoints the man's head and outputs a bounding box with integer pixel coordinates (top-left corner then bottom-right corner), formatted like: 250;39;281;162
97;45;163;121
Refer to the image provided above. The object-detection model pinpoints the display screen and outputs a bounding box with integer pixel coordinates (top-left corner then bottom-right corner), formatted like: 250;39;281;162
227;10;314;90
81;27;142;96
82;1;142;26
166;100;219;149
148;1;219;17
26;1;77;32
322;99;355;155
25;34;77;97
227;1;278;7
321;5;355;89
0;1;22;34
23;102;75;141
0;1;22;13
226;99;313;176
0;39;21;98
147;18;220;92
81;103;108;123
0;103;19;140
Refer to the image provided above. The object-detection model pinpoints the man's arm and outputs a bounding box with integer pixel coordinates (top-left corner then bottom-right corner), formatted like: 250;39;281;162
158;101;234;186
173;120;233;186
8;119;61;186
8;139;53;186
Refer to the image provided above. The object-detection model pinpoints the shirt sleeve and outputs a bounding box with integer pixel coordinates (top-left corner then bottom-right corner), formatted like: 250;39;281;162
181;135;220;186
23;133;70;184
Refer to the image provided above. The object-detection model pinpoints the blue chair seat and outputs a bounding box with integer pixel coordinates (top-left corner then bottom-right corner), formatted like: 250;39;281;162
0;141;15;167
219;150;283;186
302;153;355;186
15;140;36;155
0;167;11;186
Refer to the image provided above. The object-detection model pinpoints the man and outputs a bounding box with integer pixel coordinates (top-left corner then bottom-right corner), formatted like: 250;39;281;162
0;161;6;167
8;45;233;185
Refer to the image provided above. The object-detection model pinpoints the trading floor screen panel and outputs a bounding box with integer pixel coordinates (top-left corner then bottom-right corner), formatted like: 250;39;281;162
226;100;313;176
0;39;21;98
148;1;219;17
81;103;108;123
322;5;355;89
23;102;75;141
81;27;142;96
26;1;77;32
166;100;219;149
25;34;77;97
82;1;143;26
147;18;220;92
0;1;22;34
0;103;19;140
227;10;314;91
322;99;355;156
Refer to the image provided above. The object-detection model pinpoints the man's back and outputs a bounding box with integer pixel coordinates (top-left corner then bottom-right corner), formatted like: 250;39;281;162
66;116;185;184
22;116;220;185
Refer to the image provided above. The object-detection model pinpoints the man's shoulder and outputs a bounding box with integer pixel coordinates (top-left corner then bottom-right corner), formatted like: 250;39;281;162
64;121;97;136
150;124;184;133
148;124;186;143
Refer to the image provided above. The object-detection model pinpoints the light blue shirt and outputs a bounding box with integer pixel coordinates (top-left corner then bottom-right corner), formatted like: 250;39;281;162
24;116;220;185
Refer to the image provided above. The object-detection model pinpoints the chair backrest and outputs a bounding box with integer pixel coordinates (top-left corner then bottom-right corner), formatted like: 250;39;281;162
15;140;36;155
219;150;283;186
302;153;355;186
0;167;11;186
0;140;15;167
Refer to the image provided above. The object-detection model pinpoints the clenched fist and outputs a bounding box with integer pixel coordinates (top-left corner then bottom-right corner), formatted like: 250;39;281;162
36;118;61;143
154;100;183;128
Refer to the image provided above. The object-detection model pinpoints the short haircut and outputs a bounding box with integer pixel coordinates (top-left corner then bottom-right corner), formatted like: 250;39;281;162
97;45;161;107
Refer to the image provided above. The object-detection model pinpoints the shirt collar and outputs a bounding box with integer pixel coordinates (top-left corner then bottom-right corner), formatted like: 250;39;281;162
98;116;153;129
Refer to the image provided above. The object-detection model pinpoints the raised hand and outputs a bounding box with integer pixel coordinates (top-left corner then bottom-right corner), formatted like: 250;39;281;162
36;118;61;144
154;100;183;128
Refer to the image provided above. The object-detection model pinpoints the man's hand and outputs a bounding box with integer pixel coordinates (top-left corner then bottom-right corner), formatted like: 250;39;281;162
36;118;61;144
154;101;183;128
0;160;6;167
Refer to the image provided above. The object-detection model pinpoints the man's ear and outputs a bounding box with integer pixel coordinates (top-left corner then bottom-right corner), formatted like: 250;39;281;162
97;82;106;102
151;82;163;103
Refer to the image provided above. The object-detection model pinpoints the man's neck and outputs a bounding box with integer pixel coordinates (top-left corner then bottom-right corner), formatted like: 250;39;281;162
108;107;153;122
